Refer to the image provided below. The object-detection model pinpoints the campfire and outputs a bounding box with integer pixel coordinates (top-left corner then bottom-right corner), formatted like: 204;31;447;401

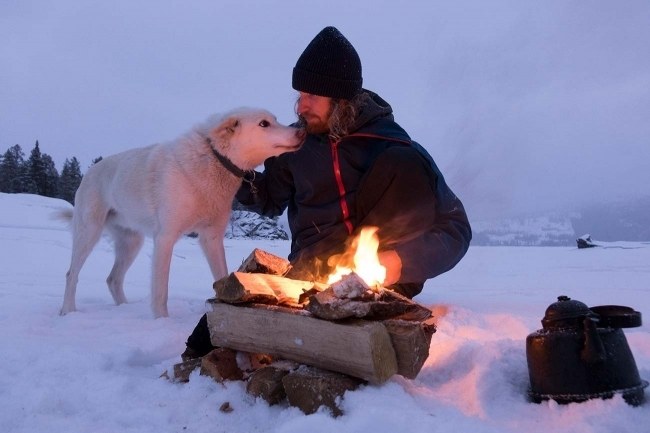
326;226;386;290
172;226;436;416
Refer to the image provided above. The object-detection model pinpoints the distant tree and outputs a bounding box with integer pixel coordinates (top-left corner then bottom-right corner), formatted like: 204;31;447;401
58;157;83;204
41;153;60;198
91;156;103;165
0;144;28;193
27;141;47;195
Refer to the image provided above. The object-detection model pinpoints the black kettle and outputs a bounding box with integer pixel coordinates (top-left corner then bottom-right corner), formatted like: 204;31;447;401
526;295;648;405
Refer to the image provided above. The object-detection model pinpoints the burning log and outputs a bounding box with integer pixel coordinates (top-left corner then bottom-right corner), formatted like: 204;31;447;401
237;248;292;275
206;300;398;384
213;272;318;305
307;282;433;321
330;272;370;298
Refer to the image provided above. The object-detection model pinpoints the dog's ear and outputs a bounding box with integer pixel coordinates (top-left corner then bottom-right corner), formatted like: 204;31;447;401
215;117;240;140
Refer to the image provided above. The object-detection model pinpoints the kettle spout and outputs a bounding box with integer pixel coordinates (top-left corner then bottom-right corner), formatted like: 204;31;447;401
581;317;606;364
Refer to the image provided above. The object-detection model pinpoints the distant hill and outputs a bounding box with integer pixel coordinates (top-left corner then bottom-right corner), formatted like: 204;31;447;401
471;214;576;246
471;196;650;246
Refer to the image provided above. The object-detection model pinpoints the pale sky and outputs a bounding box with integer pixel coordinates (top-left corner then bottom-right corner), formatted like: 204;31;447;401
2;0;649;221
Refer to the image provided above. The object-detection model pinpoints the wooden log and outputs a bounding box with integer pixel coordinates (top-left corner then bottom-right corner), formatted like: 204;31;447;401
199;348;244;382
384;318;436;379
237;248;292;275
246;366;291;405
171;358;202;383
306;288;374;320
282;366;362;416
330;272;370;298
307;287;433;321
213;272;317;305
206;301;398;384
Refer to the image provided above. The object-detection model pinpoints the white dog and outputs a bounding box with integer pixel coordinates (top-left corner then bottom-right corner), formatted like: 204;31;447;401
60;108;304;318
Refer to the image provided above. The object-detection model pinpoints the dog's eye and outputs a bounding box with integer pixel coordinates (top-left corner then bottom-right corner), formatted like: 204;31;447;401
258;120;270;128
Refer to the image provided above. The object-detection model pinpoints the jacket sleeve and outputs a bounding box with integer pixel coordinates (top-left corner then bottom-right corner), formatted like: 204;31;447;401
356;144;471;284
235;156;294;218
397;142;472;283
393;198;471;283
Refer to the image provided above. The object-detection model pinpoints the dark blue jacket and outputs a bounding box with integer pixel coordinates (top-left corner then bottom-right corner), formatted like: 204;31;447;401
236;90;471;287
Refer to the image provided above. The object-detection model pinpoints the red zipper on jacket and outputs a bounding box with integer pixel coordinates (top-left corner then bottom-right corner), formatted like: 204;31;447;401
330;138;354;234
330;133;412;236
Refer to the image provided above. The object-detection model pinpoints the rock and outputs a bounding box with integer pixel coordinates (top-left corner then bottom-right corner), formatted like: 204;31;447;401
577;234;598;249
219;402;234;413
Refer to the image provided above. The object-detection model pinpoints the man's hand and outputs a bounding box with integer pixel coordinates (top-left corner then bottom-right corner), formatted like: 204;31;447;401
378;250;402;286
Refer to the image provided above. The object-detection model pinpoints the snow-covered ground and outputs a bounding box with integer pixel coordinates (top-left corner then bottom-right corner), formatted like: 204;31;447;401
1;192;649;433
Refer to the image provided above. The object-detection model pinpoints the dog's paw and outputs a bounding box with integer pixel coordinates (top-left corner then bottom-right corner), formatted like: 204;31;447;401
152;306;169;319
59;306;76;316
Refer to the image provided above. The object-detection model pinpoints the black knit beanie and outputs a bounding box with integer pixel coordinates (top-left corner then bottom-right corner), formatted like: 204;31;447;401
292;26;362;99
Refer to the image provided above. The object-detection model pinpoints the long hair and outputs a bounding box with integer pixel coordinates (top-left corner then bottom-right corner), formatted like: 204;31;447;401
327;92;370;141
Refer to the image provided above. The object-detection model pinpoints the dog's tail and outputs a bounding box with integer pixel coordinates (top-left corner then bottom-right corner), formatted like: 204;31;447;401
52;208;74;229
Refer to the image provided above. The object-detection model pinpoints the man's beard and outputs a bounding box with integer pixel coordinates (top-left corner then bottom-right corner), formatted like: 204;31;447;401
298;111;331;135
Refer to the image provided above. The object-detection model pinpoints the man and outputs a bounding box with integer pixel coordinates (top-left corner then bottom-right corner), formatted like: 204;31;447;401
238;26;471;295
183;26;471;359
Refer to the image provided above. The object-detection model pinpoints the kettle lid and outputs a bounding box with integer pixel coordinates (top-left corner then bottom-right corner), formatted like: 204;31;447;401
542;296;594;329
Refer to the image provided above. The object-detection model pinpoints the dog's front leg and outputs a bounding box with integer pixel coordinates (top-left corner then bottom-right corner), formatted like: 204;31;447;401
151;233;176;318
199;229;229;281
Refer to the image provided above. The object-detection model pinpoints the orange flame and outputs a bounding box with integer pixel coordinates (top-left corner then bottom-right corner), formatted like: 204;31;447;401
327;226;386;288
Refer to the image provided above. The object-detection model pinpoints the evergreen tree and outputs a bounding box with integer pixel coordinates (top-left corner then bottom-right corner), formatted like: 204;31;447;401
27;140;47;195
58;157;83;204
92;156;103;165
0;144;27;193
41;153;60;198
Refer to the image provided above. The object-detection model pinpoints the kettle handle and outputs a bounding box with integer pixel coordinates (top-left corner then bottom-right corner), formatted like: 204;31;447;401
581;317;606;364
590;305;642;328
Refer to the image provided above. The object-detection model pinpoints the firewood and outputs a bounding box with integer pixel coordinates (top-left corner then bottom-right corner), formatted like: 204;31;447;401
378;290;434;321
384;318;436;379
213;272;317;305
306;288;374;320
330;272;370;298
237;352;274;373
171;358;202;383
199;348;243;382
206;300;398;384
307;287;433;321
237;248;292;275
246;366;291;405
282;366;363;416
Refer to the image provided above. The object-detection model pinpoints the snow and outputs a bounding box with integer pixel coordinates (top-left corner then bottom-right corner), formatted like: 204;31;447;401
1;192;649;433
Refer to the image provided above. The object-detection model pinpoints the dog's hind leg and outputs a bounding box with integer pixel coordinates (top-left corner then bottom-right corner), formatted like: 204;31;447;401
61;210;106;315
106;225;144;306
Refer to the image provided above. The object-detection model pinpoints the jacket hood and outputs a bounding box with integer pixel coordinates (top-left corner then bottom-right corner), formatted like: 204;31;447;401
351;89;411;142
353;89;392;129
